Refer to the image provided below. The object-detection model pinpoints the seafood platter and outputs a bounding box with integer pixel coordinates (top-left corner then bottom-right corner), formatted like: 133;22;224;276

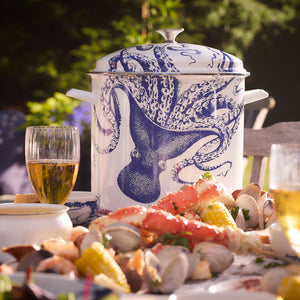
1;174;300;299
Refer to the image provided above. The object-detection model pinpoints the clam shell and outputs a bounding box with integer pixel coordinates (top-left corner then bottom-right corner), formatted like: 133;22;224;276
80;228;103;254
186;252;200;279
235;194;259;228
235;208;246;230
155;245;198;280
192;242;233;273
265;213;278;228
156;247;189;294
145;246;189;294
256;191;269;215
102;222;141;253
257;196;274;230
144;249;162;294
238;183;261;201
263;199;275;218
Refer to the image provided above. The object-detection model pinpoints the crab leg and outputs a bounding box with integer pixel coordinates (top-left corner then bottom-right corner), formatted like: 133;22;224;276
151;175;235;215
90;206;261;255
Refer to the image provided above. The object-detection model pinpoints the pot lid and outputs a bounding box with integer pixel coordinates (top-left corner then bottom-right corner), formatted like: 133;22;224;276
91;28;249;76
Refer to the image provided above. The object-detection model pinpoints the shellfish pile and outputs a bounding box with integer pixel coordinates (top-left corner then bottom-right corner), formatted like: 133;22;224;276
0;174;280;296
231;183;277;231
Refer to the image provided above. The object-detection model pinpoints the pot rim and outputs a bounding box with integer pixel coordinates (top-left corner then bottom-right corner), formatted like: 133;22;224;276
87;71;250;76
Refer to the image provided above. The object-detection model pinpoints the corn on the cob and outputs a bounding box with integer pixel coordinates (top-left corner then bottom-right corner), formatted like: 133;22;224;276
75;242;130;293
278;275;300;300
94;273;129;294
200;200;237;228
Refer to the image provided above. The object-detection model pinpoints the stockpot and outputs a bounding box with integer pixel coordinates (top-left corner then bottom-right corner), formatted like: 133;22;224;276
67;28;268;211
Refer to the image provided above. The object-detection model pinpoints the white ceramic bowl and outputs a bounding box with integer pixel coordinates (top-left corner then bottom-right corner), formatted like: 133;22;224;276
0;203;73;249
269;222;300;264
65;191;100;226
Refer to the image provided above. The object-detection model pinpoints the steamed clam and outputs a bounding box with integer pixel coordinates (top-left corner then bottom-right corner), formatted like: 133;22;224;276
232;183;277;231
235;194;259;228
192;242;233;274
144;246;190;294
238;183;261;200
102;222;141;253
79;227;103;254
234;208;246;230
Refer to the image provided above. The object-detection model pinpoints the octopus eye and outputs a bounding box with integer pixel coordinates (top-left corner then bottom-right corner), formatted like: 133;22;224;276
131;149;140;159
158;160;167;170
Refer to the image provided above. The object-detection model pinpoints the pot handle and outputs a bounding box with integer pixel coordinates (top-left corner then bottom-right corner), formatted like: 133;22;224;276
66;88;98;105
244;89;269;105
66;88;269;106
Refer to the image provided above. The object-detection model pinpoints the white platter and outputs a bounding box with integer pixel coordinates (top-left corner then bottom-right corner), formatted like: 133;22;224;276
122;290;277;300
9;272;114;299
208;276;262;293
175;290;276;300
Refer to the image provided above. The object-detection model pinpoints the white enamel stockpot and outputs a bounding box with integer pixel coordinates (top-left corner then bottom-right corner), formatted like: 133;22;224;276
67;28;268;211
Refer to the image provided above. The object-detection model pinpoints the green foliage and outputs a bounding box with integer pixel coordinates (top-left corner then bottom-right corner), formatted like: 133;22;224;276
24;93;80;127
1;0;300;124
183;0;298;57
20;0;184;125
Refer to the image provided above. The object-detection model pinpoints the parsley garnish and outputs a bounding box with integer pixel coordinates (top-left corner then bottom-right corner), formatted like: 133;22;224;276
202;172;211;179
242;208;250;221
231;206;239;220
155;232;191;251
150;278;161;288
255;257;265;263
264;262;284;269
231;206;250;221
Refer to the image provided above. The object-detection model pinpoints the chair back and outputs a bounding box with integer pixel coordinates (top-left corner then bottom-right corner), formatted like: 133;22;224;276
244;96;276;129
244;121;300;187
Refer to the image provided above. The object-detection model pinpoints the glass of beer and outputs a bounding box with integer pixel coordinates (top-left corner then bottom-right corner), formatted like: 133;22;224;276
270;143;300;256
25;126;80;205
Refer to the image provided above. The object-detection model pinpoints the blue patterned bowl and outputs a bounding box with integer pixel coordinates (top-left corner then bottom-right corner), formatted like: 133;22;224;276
65;191;100;226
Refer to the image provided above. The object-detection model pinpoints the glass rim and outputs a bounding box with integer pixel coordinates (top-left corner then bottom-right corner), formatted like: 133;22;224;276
26;126;79;130
271;143;300;149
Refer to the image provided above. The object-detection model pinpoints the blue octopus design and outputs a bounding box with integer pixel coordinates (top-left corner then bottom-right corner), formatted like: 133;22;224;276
94;44;243;203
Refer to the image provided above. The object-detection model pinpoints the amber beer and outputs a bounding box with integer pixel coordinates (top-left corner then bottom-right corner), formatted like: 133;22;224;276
27;159;79;205
271;188;300;254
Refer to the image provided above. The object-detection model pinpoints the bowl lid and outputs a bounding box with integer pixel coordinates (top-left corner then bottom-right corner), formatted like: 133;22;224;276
91;28;249;76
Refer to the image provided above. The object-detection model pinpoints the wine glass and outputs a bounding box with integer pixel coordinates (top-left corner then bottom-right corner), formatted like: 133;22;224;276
269;143;300;256
25;126;80;205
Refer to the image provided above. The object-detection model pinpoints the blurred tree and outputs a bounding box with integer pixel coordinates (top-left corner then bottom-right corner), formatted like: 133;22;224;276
182;0;297;57
0;0;299;122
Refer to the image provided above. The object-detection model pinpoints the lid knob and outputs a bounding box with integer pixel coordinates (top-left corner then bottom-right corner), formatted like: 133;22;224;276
156;28;184;43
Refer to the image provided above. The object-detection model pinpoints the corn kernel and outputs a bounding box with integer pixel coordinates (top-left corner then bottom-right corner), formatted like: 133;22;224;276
200;201;237;228
75;242;130;293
